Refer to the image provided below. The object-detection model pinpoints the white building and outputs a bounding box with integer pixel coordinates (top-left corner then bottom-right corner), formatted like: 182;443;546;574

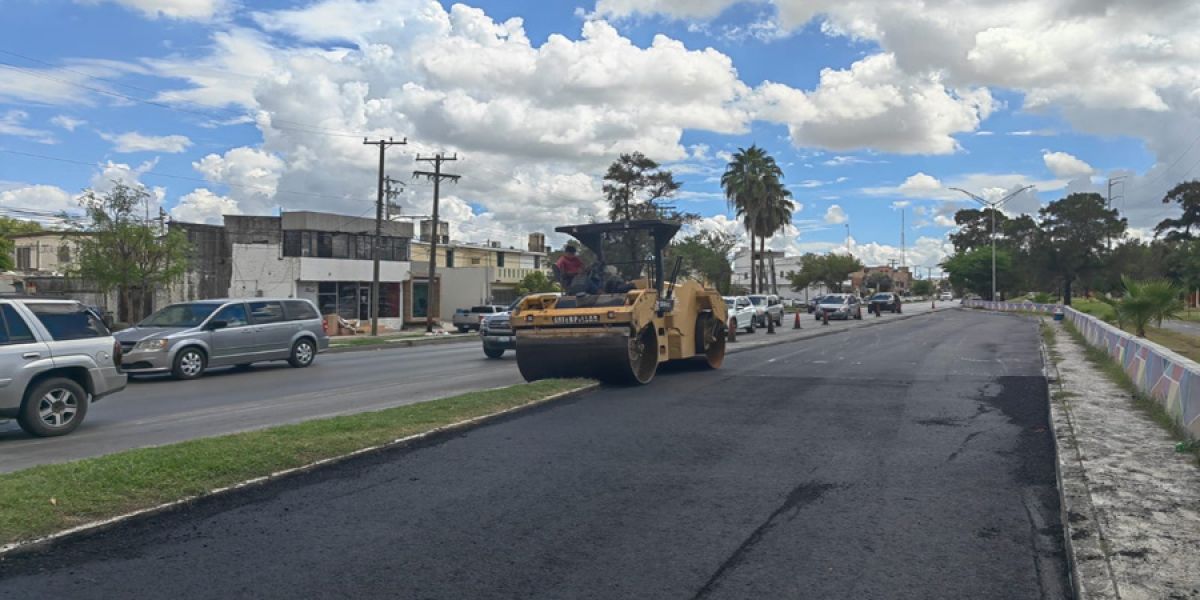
732;248;829;302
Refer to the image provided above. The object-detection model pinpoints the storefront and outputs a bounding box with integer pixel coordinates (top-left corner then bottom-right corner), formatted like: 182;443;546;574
315;281;402;321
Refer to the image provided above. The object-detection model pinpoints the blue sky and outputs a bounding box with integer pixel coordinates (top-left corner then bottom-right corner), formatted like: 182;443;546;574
1;0;1194;270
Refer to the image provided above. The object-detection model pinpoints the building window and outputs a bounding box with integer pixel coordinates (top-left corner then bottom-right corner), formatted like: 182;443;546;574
496;252;505;267
534;256;541;269
445;249;455;268
471;257;481;265
15;247;31;271
314;281;400;320
57;245;71;265
282;231;410;262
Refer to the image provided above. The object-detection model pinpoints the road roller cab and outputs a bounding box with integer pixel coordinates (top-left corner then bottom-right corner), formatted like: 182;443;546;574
511;219;728;385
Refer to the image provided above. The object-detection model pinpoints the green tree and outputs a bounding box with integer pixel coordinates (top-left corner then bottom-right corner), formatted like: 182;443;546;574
789;253;863;293
667;230;737;293
0;217;44;270
603;152;682;222
941;247;1015;300
911;279;934;296
516;270;560;296
949;208;1008;253
1038;193;1126;305
720;145;794;293
1154;180;1200;241
1103;277;1185;337
73;182;190;321
865;271;894;292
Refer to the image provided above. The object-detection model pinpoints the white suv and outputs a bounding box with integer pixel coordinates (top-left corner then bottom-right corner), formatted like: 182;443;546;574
0;297;127;437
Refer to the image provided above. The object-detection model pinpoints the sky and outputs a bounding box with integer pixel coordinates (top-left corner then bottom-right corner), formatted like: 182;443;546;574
1;0;1198;274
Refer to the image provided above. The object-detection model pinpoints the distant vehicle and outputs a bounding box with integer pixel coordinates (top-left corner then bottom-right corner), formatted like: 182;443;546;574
115;299;328;380
0;297;126;437
940;292;954;301
747;294;783;327
480;295;560;358
454;305;507;333
807;297;821;314
723;296;757;334
815;294;863;321
868;292;902;315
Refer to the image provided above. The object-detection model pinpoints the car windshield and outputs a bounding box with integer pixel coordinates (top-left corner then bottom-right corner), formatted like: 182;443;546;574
748;297;766;306
140;303;222;327
871;294;891;300
820;296;847;303
724;299;735;308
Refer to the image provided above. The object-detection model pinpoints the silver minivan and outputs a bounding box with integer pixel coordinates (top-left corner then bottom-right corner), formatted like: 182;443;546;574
0;297;127;437
116;298;330;380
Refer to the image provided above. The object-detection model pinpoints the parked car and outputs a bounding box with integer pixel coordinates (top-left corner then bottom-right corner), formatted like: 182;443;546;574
0;297;127;437
747;294;784;327
115;298;329;380
940;292;954;301
807;297;822;314
868;292;903;315
723;296;757;334
814;294;863;320
480;295;559;358
454;305;507;333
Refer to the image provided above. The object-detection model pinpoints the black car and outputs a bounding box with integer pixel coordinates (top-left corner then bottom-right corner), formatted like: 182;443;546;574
868;292;902;315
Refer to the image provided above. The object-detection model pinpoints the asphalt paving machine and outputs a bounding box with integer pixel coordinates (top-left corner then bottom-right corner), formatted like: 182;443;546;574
511;219;728;385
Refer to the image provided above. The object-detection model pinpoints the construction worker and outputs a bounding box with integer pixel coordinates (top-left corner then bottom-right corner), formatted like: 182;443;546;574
554;244;585;288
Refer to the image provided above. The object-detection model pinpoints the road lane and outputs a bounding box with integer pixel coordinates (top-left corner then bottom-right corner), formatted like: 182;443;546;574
0;309;1068;599
0;302;947;473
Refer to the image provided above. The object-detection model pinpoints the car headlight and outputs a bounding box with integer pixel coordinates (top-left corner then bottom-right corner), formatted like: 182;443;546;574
134;339;168;352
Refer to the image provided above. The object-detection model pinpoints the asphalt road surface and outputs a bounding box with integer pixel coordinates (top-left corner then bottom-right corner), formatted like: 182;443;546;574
0;302;945;473
0;309;1068;599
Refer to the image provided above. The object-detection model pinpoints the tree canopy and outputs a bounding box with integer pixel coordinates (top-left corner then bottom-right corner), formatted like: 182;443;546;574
1155;180;1200;241
668;230;737;294
721;145;794;294
941;247;1015;300
788;253;863;293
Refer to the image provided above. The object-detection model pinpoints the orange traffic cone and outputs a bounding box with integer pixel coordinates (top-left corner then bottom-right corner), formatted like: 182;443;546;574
793;311;802;329
727;317;737;343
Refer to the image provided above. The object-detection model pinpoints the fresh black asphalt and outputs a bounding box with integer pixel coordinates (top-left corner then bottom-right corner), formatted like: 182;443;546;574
0;309;1069;599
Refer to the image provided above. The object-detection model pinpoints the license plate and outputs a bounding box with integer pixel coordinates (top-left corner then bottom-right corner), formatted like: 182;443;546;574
552;315;600;325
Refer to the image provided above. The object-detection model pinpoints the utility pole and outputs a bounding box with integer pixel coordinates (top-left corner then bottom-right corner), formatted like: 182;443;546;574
414;153;460;333
844;224;851;256
384;176;404;220
1106;176;1127;250
363;137;407;336
950;185;1034;303
900;208;906;268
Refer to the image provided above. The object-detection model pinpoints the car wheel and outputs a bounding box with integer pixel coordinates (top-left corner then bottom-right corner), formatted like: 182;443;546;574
746;319;755;334
17;377;88;437
483;345;505;359
288;338;317;368
171;347;207;380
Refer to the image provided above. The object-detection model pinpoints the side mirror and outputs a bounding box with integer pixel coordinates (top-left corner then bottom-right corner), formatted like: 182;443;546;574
206;320;229;331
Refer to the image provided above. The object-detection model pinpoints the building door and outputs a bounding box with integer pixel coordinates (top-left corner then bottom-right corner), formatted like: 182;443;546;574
412;282;429;319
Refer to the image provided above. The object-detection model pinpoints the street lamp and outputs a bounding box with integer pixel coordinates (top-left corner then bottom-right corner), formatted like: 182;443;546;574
949;185;1035;303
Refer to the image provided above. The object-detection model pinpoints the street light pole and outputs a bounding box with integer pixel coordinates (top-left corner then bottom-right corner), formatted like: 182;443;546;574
949;185;1034;303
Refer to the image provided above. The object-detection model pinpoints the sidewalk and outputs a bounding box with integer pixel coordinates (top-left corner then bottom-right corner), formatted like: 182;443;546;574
1044;318;1200;599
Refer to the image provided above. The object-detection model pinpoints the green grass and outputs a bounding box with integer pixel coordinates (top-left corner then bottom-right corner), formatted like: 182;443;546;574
1144;327;1200;363
0;378;592;547
1070;298;1117;322
1060;321;1199;465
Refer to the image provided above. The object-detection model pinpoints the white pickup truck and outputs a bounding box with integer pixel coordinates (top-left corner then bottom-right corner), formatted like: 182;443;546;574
452;305;507;333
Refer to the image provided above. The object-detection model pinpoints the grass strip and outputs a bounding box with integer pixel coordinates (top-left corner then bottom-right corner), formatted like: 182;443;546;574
1060;321;1199;466
0;378;592;547
1144;327;1200;363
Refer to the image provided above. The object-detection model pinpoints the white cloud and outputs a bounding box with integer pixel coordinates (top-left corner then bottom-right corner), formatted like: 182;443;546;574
0;185;78;217
171;188;241;224
824;204;848;224
192;147;286;215
890;200;911;209
852;236;952;269
0;110;56;144
79;0;231;20
101;131;193;153
50;115;87;132
934;214;957;227
593;0;734;21
0;59;146;106
1042;150;1094;178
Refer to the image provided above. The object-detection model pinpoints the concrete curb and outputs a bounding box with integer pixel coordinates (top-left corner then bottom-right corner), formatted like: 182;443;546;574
1038;318;1121;600
325;334;474;354
0;382;600;560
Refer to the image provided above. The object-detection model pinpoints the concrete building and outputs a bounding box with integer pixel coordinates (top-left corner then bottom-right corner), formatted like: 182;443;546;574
412;232;550;315
850;265;913;294
732;248;829;302
11;231;88;274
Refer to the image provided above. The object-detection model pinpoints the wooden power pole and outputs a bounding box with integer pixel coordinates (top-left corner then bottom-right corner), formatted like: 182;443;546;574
413;153;460;333
363;137;406;336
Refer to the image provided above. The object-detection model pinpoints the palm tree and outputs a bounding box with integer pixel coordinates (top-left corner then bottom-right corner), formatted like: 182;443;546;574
721;146;794;293
1104;277;1185;337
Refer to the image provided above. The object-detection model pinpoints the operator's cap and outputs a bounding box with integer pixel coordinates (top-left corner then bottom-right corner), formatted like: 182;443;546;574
564;244;577;254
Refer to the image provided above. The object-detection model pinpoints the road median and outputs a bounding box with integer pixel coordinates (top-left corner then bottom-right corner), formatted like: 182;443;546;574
0;378;594;555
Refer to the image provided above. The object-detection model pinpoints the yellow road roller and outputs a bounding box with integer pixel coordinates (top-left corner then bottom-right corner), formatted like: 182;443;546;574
511;219;728;385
